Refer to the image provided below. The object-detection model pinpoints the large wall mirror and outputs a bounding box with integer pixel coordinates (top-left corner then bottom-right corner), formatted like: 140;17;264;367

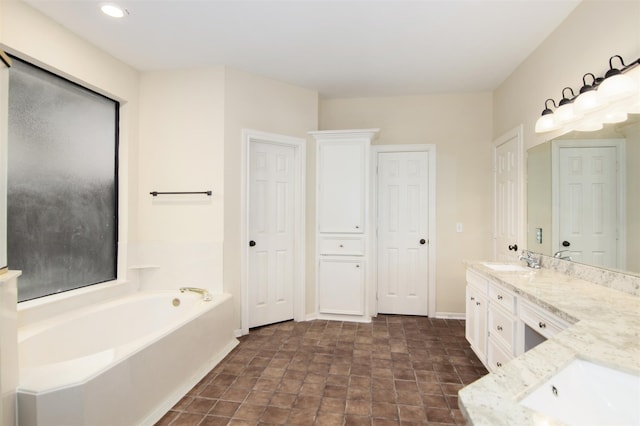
0;51;10;274
528;113;639;276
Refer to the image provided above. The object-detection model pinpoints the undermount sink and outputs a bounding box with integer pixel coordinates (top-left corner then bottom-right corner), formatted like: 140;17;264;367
520;359;640;425
481;263;530;272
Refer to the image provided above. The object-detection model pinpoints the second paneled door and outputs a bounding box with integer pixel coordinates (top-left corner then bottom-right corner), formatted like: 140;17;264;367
376;151;430;315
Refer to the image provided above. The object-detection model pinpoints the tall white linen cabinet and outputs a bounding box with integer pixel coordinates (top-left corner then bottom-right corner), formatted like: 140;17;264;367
310;129;379;322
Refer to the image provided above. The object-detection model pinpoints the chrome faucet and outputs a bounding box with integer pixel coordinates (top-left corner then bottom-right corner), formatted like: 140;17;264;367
518;250;541;269
179;287;213;301
553;250;572;261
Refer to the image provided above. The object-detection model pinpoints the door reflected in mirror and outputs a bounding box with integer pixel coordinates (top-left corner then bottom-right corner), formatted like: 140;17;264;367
527;114;640;276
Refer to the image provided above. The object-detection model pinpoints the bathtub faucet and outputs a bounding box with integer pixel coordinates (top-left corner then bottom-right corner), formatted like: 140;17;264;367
179;287;213;301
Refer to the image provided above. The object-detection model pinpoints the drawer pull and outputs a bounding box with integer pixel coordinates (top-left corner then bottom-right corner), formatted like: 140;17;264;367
538;322;547;329
496;325;503;331
470;296;475;301
339;244;344;248
496;362;502;367
476;301;481;306
356;264;360;268
497;295;503;300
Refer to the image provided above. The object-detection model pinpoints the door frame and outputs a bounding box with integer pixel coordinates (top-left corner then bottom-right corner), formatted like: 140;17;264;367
493;125;525;259
370;144;436;317
551;138;626;269
240;129;306;335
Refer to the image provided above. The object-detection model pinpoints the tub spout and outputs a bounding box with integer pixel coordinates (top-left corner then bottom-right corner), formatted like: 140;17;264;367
179;287;213;301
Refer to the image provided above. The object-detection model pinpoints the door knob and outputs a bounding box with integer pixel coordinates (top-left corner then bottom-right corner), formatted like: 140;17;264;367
562;240;571;247
419;239;426;245
508;244;518;251
249;240;256;247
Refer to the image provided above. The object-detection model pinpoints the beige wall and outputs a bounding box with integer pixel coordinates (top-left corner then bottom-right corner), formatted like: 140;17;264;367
319;93;494;314
137;68;225;243
0;0;140;262
494;0;640;150
223;67;319;328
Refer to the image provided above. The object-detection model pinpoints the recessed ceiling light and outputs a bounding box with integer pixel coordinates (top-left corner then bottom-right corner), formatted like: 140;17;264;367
101;4;128;18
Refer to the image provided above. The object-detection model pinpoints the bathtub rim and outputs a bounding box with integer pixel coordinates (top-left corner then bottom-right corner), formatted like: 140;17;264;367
17;279;135;328
18;289;207;343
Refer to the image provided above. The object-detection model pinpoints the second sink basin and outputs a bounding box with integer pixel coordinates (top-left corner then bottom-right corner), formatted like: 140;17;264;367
519;359;640;425
481;263;529;272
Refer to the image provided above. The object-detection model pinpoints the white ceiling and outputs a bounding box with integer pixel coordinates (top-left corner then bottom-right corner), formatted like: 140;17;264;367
23;0;581;98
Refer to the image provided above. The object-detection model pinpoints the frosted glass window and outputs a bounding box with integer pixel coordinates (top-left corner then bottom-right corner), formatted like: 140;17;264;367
7;58;118;302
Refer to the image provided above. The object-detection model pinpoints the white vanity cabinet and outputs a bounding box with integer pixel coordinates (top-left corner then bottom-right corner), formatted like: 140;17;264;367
311;129;379;321
465;270;488;365
466;266;572;371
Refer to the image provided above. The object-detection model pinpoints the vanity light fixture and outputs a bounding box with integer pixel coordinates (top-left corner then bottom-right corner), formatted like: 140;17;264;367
534;99;560;133
535;54;640;134
598;55;639;101
101;3;128;18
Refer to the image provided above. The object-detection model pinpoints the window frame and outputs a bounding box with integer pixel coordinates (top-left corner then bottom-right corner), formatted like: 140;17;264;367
7;54;120;302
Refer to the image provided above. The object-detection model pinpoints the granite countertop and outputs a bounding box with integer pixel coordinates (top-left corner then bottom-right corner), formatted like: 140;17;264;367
458;261;640;426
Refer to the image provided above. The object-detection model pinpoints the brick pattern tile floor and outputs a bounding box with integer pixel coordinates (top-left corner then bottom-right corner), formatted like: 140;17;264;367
155;315;488;426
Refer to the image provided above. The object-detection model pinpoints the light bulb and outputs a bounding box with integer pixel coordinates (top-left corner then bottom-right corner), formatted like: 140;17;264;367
574;90;606;115
574;119;603;132
555;103;581;124
535;114;558;133
598;73;638;101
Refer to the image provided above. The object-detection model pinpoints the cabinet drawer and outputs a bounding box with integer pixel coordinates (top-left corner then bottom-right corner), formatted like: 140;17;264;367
520;299;569;340
488;305;517;353
487;338;512;372
489;282;516;314
319;237;365;255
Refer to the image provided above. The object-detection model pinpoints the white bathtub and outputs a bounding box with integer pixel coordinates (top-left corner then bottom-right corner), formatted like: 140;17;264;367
17;290;238;426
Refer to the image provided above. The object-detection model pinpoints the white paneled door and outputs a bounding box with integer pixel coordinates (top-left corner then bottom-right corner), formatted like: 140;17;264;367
494;129;522;261
557;145;619;268
377;151;429;315
248;141;295;328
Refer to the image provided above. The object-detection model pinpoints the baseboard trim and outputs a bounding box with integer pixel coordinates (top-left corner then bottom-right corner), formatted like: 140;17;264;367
305;313;318;321
305;312;464;321
233;329;244;337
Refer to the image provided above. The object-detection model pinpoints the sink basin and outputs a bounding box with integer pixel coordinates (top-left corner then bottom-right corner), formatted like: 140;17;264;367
481;263;529;272
520;359;640;425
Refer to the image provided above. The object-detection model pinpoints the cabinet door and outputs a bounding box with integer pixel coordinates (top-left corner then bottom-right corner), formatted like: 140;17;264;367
317;140;366;233
466;285;487;365
465;285;476;345
318;258;364;315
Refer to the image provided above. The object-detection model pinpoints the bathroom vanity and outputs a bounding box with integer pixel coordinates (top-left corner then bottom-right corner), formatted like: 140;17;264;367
460;261;640;425
465;266;570;372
